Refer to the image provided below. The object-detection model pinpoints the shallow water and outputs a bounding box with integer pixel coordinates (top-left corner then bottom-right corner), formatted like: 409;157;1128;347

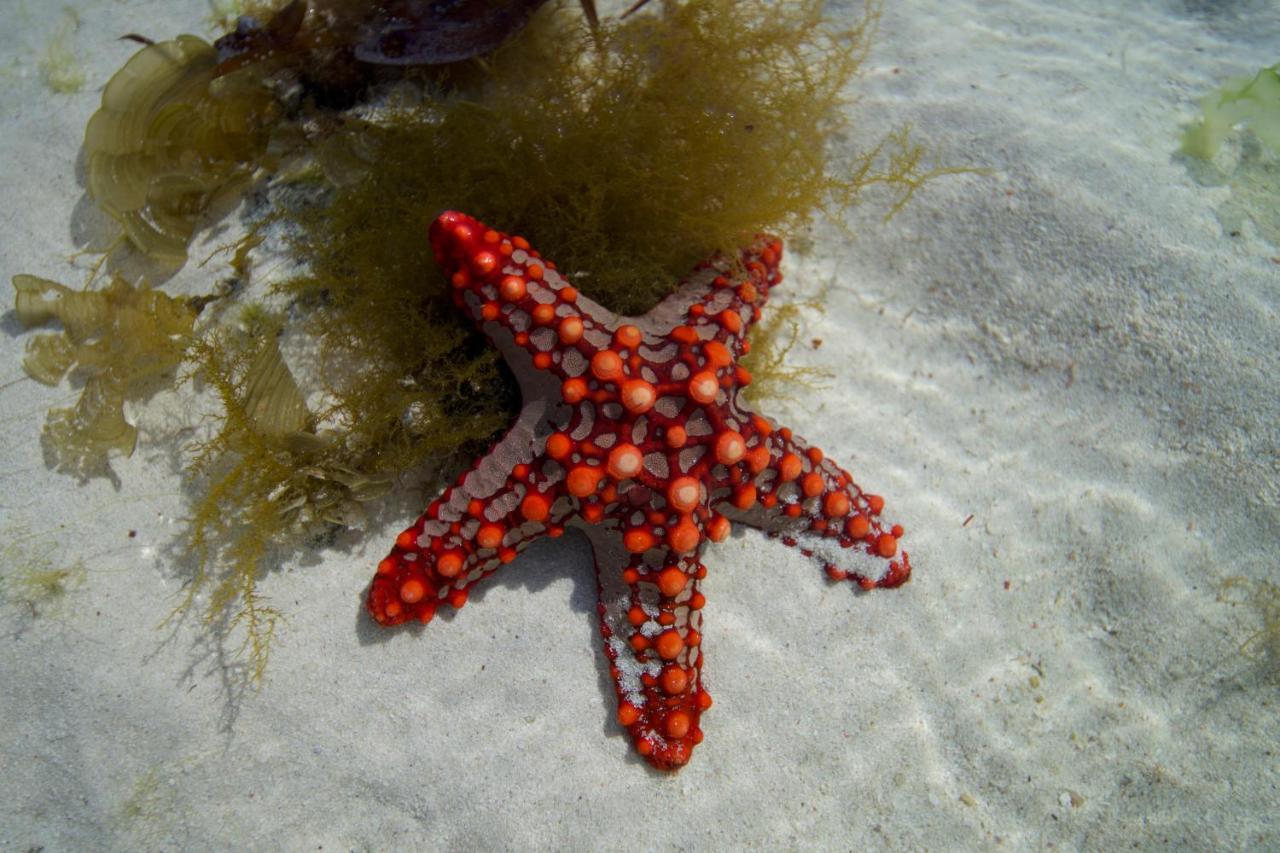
1;0;1277;848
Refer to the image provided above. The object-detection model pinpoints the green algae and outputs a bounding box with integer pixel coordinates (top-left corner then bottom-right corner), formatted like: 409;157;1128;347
1217;576;1280;682
19;0;958;684
1182;63;1280;161
38;8;85;94
739;300;833;405
1181;63;1280;247
8;563;86;606
115;759;196;848
0;529;87;619
119;766;165;827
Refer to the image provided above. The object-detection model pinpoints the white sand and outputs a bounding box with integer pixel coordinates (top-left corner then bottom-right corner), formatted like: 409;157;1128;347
2;0;1277;848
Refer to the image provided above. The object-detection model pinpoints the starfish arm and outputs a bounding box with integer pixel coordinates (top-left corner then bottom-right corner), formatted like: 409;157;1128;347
642;234;784;360
715;418;911;590
429;210;628;385
367;405;571;625
585;527;712;771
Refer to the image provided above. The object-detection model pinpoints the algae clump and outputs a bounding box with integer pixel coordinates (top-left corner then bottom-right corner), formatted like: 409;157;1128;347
1217;576;1280;682
0;529;87;620
38;8;86;94
1182;63;1280;160
12;274;197;477
739;300;833;405
1181;62;1280;246
291;0;880;314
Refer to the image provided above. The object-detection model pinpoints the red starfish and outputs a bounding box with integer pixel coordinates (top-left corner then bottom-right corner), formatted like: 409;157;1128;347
368;211;911;770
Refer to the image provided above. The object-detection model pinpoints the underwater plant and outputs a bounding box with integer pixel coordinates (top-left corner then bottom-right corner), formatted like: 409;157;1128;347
83;34;280;266
0;529;88;620
1181;62;1279;247
14;0;954;685
39;8;87;94
1182;62;1280;160
80;0;635;269
738;300;833;405
13;274;197;477
1217;576;1280;682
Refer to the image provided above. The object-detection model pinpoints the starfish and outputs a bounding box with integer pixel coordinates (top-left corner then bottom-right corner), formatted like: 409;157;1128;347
367;211;911;770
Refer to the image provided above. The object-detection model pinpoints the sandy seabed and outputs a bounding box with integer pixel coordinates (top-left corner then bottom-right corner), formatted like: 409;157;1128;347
1;0;1277;849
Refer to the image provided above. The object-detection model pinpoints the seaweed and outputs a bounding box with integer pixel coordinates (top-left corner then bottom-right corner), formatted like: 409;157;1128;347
293;0;883;315
0;529;87;619
114;760;196;847
1217;576;1280;681
39;8;86;94
178;298;499;684
1181;62;1280;246
739;300;833;405
1182;63;1280;160
18;0;959;684
12;274;197;477
83;35;281;266
175;291;509;684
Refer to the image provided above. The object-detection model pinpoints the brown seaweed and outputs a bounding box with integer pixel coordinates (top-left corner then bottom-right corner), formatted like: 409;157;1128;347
83;36;280;265
12;275;196;475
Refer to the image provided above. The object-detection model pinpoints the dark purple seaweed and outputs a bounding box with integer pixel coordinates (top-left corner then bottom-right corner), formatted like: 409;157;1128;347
352;0;552;65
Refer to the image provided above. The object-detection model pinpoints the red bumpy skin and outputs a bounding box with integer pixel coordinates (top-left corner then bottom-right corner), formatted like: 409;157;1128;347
367;211;911;770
